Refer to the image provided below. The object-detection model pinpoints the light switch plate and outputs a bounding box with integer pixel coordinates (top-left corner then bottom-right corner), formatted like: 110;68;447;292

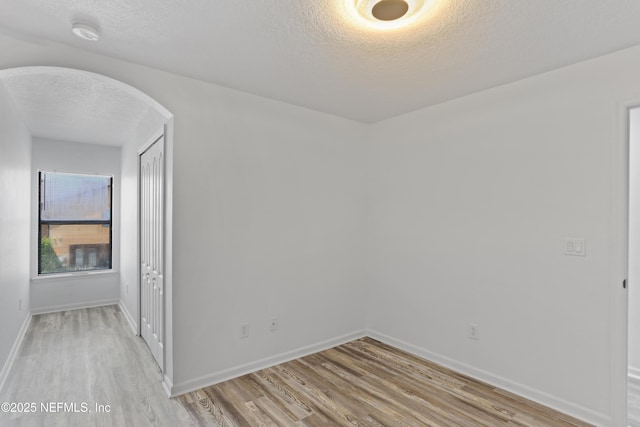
565;238;586;256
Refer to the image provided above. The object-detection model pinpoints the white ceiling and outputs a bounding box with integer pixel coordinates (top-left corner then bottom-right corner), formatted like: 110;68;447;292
1;0;640;124
0;67;163;146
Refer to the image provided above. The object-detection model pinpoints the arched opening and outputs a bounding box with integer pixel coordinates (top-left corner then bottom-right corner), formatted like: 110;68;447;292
0;66;174;390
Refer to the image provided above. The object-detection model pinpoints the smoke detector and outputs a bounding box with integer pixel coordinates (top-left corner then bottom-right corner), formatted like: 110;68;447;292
71;22;100;41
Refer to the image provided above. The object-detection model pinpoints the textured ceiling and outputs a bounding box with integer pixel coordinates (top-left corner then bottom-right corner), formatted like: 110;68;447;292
0;67;165;146
1;1;640;123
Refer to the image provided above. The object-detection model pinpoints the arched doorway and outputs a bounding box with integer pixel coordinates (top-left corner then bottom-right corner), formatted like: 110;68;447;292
0;66;174;385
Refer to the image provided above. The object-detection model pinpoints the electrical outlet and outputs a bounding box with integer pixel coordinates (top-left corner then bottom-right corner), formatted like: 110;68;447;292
269;317;279;331
241;322;249;339
468;323;479;340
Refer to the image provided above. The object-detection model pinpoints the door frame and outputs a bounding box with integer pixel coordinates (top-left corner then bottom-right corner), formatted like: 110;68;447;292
611;100;640;426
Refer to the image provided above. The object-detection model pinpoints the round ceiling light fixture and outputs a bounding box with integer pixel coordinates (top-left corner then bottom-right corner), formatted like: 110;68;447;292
353;0;429;29
371;0;410;21
71;22;101;41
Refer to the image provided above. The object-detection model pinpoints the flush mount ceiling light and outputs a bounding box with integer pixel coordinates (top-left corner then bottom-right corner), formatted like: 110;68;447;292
71;22;100;41
371;0;410;21
353;0;430;29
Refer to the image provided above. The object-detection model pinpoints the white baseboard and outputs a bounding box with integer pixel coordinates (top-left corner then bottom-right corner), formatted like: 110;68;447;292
366;330;611;427
630;367;640;385
0;312;32;393
118;301;137;334
163;374;174;398
30;298;119;315
630;373;640;427
168;330;367;397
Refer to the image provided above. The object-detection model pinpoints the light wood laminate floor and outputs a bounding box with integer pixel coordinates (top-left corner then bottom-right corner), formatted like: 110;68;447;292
179;338;594;427
2;306;596;427
0;305;196;427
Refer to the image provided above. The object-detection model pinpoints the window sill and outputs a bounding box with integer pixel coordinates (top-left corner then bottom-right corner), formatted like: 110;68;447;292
31;270;118;282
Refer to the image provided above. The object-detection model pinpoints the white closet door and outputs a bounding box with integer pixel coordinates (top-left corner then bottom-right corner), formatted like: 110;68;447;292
140;135;164;370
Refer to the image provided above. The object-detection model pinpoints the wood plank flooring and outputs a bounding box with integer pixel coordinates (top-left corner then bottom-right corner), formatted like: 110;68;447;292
179;338;594;427
1;306;596;426
0;305;196;427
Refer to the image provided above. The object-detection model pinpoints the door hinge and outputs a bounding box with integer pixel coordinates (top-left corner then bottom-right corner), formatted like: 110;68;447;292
624;279;628;289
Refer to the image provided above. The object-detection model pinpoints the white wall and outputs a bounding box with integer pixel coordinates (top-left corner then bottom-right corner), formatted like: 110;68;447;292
366;46;640;425
5;28;639;427
168;75;367;391
30;138;121;312
630;107;640;379
119;108;167;331
0;81;31;384
0;33;368;393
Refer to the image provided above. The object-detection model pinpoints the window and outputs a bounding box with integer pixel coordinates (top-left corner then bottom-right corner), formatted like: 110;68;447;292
38;171;112;274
